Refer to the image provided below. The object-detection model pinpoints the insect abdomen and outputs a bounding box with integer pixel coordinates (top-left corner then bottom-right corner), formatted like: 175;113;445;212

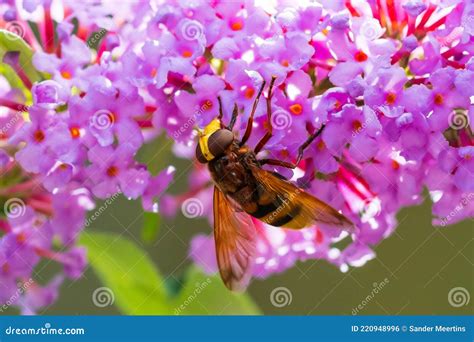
248;188;308;228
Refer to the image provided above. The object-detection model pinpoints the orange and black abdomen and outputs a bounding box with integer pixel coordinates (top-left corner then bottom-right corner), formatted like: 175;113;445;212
246;184;307;229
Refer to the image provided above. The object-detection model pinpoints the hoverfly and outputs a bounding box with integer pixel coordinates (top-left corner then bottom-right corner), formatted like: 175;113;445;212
195;76;354;291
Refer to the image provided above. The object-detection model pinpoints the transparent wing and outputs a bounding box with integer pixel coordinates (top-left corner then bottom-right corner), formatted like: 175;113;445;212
213;186;256;291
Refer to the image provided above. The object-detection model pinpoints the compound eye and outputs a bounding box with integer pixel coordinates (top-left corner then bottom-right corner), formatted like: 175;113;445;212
208;129;234;158
195;144;209;164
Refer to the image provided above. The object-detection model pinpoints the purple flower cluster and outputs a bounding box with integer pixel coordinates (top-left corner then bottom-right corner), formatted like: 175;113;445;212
134;1;473;279
0;0;472;310
0;1;173;313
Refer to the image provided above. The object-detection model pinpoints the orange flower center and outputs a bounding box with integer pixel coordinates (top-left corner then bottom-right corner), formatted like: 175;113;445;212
354;50;368;62
317;140;326;150
289;103;303;115
352;120;362;131
16;232;27;244
244;87;255;99
33;130;45;143
386;92;397;105
2;263;10;274
182;50;193;58
281;59;289;67
61;70;72;79
391;159;400;170
200;100;213;111
70;126;81;139
150;68;157;77
106;166;119;177
434;93;443;105
230;19;244;31
279;150;290;159
263;120;271;131
107;112;117;124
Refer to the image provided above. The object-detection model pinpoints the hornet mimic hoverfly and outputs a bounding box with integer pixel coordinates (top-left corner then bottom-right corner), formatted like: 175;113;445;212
195;76;354;291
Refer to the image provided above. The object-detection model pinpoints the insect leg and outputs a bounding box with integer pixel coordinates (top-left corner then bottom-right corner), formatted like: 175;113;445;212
259;124;326;169
294;124;326;165
259;158;296;169
217;96;224;127
254;76;277;154
228;103;238;130
240;80;266;146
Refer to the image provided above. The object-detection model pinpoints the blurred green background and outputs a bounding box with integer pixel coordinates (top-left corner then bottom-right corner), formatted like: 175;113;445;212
2;136;472;315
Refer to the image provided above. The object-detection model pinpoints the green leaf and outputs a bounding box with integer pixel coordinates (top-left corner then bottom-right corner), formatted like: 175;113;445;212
171;265;261;315
80;231;171;315
0;29;43;94
81;231;261;315
141;212;161;244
